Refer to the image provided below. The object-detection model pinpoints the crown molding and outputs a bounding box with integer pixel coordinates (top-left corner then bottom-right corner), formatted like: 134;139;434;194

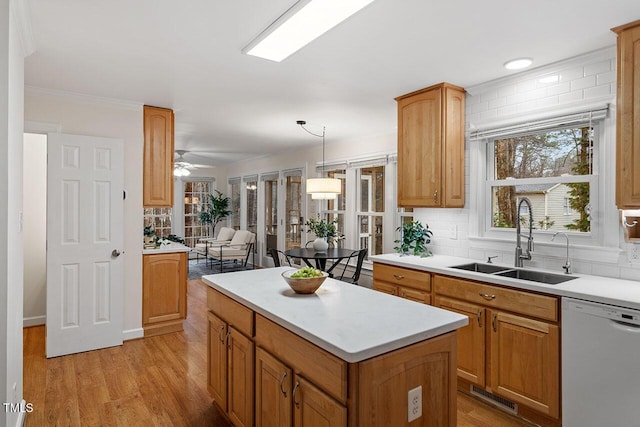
10;0;36;57
25;85;144;110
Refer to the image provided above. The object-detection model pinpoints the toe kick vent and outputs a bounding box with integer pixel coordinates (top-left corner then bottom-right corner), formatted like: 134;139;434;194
470;385;518;415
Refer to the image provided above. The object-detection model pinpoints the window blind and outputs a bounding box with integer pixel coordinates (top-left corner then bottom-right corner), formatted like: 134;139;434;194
260;171;279;181
469;105;609;141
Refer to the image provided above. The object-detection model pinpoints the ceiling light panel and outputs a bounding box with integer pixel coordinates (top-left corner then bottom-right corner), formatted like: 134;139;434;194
504;58;533;70
244;0;375;62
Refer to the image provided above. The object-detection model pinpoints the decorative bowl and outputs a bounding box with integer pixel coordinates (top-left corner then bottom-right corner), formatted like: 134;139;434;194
281;269;329;294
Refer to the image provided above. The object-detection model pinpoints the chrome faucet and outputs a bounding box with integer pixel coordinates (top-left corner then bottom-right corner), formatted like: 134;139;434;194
515;197;534;267
552;232;572;274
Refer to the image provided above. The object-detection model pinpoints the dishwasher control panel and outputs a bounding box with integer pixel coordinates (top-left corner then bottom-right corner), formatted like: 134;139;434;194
567;299;640;326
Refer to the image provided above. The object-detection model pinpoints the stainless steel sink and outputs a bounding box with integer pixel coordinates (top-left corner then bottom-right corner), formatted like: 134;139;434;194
495;269;577;285
450;263;511;274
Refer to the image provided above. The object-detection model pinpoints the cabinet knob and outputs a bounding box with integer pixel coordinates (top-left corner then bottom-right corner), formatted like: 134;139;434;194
393;274;405;280
218;326;226;343
492;313;497;332
477;309;482;327
401;290;406;297
433;190;438;202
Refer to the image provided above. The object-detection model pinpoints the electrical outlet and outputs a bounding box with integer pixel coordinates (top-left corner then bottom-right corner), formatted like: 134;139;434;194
449;224;457;240
408;385;422;422
630;244;640;263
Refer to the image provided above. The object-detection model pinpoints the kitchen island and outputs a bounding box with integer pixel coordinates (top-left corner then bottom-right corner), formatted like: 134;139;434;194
202;267;468;427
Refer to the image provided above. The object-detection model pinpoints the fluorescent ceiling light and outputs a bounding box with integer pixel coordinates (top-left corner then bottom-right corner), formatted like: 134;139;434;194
243;0;375;62
504;58;533;70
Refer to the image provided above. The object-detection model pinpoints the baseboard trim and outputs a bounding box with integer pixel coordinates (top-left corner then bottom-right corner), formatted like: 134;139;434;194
122;328;144;341
23;316;45;327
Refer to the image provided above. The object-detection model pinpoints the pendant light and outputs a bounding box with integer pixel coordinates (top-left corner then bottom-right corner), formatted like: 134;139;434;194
297;120;341;200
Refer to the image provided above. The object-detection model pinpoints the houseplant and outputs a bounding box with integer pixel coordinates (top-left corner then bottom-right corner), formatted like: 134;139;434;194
199;190;232;237
305;216;342;252
394;220;433;257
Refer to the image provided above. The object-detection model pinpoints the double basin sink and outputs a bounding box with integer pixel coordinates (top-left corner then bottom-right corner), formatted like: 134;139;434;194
450;263;577;285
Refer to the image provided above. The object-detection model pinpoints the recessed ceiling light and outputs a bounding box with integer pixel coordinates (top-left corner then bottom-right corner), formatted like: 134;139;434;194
504;58;533;70
243;0;376;62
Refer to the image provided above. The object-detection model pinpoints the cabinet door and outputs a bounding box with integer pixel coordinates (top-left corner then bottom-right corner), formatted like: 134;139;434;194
293;376;346;427
614;21;640;208
399;286;431;305
442;86;465;208
397;88;442;207
143;105;174;207
373;281;397;296
435;296;484;386
207;312;228;410
488;311;560;418
255;347;292;427
228;327;254;427
142;252;187;326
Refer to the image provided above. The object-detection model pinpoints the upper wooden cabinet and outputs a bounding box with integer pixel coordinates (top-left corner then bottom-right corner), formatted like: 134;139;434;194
396;82;465;208
143;105;174;207
613;20;640;208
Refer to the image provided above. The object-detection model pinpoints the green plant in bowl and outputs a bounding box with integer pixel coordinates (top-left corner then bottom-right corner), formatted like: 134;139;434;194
282;267;328;294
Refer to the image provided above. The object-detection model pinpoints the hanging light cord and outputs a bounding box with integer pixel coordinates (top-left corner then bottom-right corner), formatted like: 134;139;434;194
297;121;326;174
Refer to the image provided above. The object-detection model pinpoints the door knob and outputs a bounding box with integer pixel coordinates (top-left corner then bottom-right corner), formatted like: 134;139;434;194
111;249;122;258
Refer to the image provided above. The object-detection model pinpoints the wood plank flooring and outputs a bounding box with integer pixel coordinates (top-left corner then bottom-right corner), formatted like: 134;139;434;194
24;278;534;426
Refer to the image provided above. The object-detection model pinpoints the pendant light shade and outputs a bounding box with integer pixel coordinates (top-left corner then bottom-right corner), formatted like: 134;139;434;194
297;120;341;199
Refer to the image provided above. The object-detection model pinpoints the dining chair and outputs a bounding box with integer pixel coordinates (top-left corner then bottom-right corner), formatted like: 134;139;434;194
337;248;367;285
269;248;292;267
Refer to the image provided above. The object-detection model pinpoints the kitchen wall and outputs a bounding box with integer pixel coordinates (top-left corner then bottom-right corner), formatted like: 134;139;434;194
24;90;145;340
413;46;640;281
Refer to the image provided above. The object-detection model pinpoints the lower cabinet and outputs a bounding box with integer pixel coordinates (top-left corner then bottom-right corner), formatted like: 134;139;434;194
434;274;560;425
255;347;346;427
373;263;431;304
207;312;254;427
142;252;187;336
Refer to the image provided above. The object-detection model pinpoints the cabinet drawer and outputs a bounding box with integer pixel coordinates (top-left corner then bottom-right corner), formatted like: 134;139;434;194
399;286;431;304
434;275;558;322
255;315;347;403
207;288;254;337
374;263;431;292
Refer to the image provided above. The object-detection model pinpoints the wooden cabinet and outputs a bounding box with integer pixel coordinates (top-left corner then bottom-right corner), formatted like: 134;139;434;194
207;286;459;426
613;20;640;208
255;347;347;427
206;290;255;427
142;252;187;336
373;263;431;304
396;82;465;208
143;105;174;207
434;274;560;424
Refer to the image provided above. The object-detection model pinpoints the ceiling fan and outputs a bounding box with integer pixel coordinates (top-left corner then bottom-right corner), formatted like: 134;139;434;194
174;150;195;176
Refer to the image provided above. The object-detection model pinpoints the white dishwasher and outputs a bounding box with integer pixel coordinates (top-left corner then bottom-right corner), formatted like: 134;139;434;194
562;297;640;427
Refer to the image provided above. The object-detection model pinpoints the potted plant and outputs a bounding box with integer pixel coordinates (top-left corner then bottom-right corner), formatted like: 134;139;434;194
199;190;232;238
305;216;342;252
394;220;433;257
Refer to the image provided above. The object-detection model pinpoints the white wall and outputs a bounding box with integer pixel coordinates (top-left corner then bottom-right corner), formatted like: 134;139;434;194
24;90;145;340
1;0;28;425
22;133;46;326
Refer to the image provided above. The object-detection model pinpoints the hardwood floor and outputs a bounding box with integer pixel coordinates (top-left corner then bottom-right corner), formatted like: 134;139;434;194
24;279;534;426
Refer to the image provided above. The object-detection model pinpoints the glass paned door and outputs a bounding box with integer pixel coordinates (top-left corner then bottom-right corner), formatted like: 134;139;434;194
264;176;278;254
285;174;303;251
245;178;258;237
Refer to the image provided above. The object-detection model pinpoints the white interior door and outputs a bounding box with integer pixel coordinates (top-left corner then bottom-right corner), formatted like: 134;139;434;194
46;133;124;358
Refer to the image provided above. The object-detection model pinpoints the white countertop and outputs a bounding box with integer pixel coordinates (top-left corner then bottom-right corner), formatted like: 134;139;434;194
371;253;640;310
142;242;192;254
202;267;468;363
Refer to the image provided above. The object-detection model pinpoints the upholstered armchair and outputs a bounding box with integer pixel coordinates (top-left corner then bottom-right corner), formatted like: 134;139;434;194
194;227;236;263
206;230;255;272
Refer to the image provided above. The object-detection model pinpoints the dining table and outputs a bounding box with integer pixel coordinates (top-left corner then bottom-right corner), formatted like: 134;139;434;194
284;247;357;277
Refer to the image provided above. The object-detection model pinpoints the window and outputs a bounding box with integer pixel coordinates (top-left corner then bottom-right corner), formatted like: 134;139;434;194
143;207;172;238
244;175;258;237
183;180;213;248
488;125;595;234
320;157;393;261
228;178;241;230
